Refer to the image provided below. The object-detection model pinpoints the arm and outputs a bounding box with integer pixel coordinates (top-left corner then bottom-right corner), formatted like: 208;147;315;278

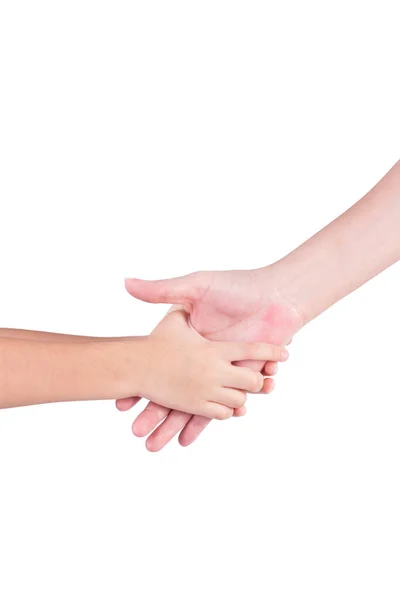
126;160;400;332
271;159;400;324
0;311;286;413
0;336;143;408
0;329;133;342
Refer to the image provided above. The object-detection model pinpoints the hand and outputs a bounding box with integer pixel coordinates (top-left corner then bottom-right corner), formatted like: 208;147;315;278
117;267;302;450
133;309;287;419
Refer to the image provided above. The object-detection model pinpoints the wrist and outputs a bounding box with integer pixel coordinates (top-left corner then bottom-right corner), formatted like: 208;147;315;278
255;262;310;327
106;337;149;399
269;258;314;325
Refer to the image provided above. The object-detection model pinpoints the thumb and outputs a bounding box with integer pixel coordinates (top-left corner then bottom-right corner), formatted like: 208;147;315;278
124;273;202;305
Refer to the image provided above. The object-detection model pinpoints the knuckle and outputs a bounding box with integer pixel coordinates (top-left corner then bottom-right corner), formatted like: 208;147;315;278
256;373;264;391
250;372;263;392
216;406;233;420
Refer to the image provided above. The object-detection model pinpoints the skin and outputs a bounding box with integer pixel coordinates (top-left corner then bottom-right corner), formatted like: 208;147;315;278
120;159;400;451
0;310;287;415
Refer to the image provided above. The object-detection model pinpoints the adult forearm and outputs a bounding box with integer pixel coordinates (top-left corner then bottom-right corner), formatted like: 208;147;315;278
270;160;400;324
0;337;144;408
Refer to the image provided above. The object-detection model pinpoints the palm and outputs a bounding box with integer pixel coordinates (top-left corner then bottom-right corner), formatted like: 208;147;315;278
188;270;268;339
186;270;301;345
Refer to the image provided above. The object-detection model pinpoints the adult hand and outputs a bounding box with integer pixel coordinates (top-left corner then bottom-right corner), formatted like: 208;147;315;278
117;268;303;450
118;161;400;450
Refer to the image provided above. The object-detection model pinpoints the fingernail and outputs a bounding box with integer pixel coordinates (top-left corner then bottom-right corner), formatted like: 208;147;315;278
281;349;289;361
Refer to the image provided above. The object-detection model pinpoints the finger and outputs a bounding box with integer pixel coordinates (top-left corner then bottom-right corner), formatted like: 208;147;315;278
145;411;192;452
234;406;246;417
263;361;278;376
224;366;264;393
131;402;171;437
229;342;288;363
204;402;234;420
259;378;275;394
218;388;247;409
233;359;266;374
243;378;275;395
124;273;202;305
115;397;142;411
178;415;212;447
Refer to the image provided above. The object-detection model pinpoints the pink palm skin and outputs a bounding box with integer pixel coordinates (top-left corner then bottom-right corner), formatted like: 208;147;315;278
117;268;304;450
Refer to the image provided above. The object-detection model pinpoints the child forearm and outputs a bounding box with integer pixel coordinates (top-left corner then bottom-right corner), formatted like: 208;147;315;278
0;337;144;408
0;329;133;342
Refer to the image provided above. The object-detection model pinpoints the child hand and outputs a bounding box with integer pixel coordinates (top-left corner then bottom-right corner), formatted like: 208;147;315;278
136;309;288;420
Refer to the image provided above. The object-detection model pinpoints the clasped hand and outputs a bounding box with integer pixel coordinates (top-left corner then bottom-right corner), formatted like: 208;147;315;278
117;268;300;451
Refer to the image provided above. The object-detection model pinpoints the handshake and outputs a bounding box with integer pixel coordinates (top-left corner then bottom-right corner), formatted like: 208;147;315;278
0;163;395;453
2;161;396;449
0;266;299;441
115;160;400;450
116;268;302;451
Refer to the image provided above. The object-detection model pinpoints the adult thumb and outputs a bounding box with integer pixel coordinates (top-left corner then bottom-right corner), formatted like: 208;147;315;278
124;273;201;305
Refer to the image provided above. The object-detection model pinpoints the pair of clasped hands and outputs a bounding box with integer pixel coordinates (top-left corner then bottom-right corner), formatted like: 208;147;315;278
117;268;300;452
117;161;400;451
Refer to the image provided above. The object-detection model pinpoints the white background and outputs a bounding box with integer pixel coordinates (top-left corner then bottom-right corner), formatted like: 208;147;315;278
0;1;399;599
